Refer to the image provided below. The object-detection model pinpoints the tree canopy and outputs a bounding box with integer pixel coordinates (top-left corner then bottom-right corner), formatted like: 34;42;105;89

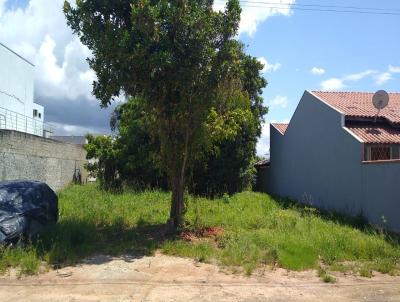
64;0;266;227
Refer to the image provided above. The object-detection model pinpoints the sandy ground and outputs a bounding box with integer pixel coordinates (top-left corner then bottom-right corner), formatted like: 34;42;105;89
0;253;400;302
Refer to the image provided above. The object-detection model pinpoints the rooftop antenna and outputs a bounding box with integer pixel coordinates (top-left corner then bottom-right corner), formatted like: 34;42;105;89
372;90;389;122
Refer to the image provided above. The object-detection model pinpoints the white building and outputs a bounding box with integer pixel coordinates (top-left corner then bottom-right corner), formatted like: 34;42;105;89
0;42;47;137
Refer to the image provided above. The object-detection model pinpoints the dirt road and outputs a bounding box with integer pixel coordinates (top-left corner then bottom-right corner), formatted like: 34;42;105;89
1;254;399;302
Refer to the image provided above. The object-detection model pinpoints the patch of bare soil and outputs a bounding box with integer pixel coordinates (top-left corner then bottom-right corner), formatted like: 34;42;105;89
181;227;224;242
1;253;400;302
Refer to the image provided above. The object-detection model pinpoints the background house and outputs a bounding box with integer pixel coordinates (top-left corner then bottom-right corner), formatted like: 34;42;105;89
0;42;50;137
0;42;87;190
259;90;400;232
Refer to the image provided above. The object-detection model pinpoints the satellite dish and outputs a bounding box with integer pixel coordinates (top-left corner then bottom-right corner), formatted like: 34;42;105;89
372;90;389;122
373;90;389;110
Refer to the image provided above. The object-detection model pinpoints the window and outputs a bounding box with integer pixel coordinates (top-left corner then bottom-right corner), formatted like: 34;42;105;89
393;146;400;159
38;113;41;119
33;109;38;117
364;145;400;161
370;146;390;161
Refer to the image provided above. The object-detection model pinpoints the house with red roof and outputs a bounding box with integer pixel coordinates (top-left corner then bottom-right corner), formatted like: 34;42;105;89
259;90;400;231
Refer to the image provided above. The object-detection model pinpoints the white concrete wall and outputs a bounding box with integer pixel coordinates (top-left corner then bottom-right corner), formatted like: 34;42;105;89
0;43;44;136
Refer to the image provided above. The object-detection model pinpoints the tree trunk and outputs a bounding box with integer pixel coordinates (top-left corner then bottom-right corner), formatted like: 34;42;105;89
169;176;185;227
168;126;190;228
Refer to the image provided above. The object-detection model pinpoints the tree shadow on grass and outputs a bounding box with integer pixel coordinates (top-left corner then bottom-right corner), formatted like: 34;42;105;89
33;218;175;268
273;196;400;244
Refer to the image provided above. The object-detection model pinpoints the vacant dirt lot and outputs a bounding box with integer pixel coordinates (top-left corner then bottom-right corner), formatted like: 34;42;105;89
1;253;399;302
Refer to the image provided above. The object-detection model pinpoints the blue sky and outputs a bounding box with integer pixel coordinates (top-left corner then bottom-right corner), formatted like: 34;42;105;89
244;0;400;116
1;0;399;154
237;0;400;154
5;0;26;9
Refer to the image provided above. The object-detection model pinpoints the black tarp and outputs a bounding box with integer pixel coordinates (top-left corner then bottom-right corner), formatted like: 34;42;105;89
0;180;58;244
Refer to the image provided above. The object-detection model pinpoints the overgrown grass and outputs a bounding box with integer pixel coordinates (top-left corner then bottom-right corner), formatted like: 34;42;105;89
317;267;337;283
1;184;399;277
180;192;400;275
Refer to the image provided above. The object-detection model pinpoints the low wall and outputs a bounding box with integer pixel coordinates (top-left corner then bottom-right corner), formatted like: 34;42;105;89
0;130;87;191
258;160;400;232
361;161;400;232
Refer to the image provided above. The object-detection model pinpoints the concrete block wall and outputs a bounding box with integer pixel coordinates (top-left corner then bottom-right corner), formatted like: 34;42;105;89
0;130;87;191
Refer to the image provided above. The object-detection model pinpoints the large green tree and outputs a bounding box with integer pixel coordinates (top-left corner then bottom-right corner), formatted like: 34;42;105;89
64;0;265;227
110;97;167;190
191;54;267;195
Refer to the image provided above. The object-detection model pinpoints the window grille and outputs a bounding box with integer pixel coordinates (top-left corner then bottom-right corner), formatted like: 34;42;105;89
364;144;400;161
370;146;390;161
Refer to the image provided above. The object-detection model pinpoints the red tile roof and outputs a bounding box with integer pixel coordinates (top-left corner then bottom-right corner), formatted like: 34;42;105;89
311;91;400;124
271;123;289;135
346;125;400;144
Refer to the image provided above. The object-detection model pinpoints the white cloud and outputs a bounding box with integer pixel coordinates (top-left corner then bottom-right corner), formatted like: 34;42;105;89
256;122;270;156
0;0;6;15
320;69;378;91
258;57;281;73
51;122;109;136
0;0;95;102
375;72;392;85
343;70;377;81
38;35;64;86
321;78;345;91
269;95;288;108
0;0;106;135
214;0;296;37
310;67;325;76
36;35;96;101
0;0;72;58
389;65;400;73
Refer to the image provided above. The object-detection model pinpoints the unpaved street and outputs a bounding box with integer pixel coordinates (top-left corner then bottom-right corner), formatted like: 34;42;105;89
1;254;400;302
